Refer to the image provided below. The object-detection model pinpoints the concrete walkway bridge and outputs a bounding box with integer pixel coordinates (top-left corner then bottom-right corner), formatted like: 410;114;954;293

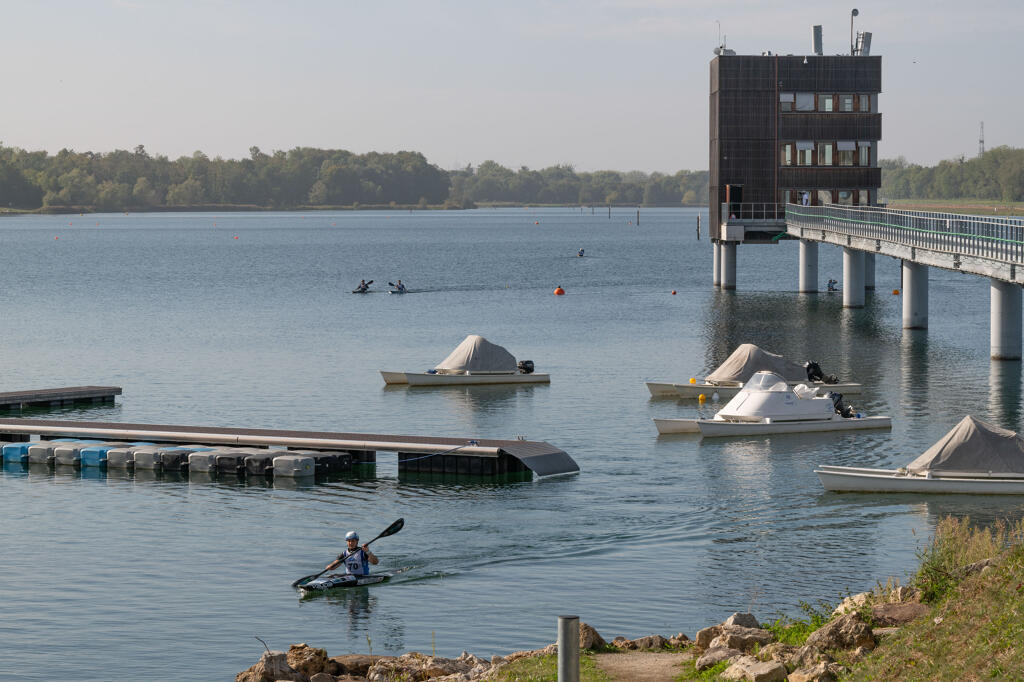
712;202;1024;360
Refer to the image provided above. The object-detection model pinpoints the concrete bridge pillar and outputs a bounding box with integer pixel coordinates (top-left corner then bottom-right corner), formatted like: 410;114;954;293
798;240;818;293
864;253;876;290
902;261;929;329
721;242;737;290
712;241;721;287
842;247;865;308
990;279;1022;360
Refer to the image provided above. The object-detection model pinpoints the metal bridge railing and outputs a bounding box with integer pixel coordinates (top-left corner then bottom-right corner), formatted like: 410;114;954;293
784;203;1024;265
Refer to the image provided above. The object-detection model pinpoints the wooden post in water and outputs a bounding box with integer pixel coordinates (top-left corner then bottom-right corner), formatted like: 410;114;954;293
607;205;610;219
636;208;640;225
697;214;701;239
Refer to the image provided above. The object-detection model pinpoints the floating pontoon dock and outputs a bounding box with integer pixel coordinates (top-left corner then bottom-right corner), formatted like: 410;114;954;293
0;387;121;411
0;418;579;479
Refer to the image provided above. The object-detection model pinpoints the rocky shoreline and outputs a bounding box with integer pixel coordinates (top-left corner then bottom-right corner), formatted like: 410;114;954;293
237;584;936;682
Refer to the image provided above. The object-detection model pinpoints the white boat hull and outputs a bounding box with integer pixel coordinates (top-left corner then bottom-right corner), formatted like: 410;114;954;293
645;382;682;397
384;372;551;386
654;415;891;436
816;465;1024;494
671;381;862;400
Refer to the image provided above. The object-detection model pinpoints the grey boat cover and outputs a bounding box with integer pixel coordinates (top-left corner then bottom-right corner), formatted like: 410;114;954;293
907;416;1024;475
705;344;807;384
434;335;517;374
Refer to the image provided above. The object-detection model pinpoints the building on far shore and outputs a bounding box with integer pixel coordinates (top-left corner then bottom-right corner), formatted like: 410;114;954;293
709;24;881;248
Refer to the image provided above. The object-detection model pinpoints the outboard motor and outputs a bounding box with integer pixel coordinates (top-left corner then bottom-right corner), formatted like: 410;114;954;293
828;392;855;419
806;360;839;384
517;360;535;374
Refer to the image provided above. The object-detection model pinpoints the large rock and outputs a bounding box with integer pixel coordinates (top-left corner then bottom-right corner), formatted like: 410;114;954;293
832;592;870;617
668;632;691;648
695;625;723;649
236;650;309;682
804;612;875;652
579;622;606;650
637;634;670;650
288;644;330;677
785;644;833;670
788;661;836;682
329;654;393;677
871;602;930;627
367;651;485;681
755;642;797;663
720;655;787;682
723;612;761;629
708;626;776;652
695;646;743;671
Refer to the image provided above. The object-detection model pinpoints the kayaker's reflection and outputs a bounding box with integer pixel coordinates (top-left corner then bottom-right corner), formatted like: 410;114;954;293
325;588;374;627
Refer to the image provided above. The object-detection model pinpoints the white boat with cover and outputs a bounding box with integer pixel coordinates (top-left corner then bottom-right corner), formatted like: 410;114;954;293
381;335;550;386
653;370;889;436
817;416;1024;494
645;343;861;399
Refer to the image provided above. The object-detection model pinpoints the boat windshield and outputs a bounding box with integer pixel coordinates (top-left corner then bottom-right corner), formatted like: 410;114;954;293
743;372;790;392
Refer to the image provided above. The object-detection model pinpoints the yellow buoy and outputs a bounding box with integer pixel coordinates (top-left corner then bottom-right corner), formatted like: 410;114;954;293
689;377;697;384
698;393;706;403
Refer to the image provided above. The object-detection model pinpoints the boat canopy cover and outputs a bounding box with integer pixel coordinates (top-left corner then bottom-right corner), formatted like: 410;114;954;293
907;416;1024;475
706;344;807;384
434;335;517;374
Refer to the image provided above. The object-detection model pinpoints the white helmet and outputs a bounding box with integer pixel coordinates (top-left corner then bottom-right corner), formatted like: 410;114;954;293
345;530;359;541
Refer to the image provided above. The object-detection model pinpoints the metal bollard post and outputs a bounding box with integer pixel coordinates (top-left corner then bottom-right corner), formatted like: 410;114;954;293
557;615;580;682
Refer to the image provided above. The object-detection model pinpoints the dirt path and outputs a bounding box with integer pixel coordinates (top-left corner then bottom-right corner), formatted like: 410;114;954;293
592;651;691;682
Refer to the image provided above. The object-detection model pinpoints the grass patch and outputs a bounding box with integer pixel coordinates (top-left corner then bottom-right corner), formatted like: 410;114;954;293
914;517;1024;604
674;659;730;681
764;599;833;646
493;653;612;681
847;543;1024;681
886;199;1024;217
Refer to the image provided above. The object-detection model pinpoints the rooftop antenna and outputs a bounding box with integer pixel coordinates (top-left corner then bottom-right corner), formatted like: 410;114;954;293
979;121;985;157
850;8;859;55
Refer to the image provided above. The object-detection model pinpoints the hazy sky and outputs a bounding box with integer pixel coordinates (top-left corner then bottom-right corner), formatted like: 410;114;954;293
2;0;1020;172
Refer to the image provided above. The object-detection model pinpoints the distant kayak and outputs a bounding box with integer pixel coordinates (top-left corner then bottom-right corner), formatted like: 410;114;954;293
352;289;370;294
389;289;407;295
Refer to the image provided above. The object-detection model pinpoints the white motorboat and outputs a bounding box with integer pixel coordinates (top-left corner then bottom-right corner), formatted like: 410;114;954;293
816;416;1024;494
646;343;861;399
653;371;889;436
381;335;550;386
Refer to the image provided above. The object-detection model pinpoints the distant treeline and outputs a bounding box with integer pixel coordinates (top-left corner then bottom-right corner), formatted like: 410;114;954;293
0;144;708;212
448;161;709;207
881;146;1024;202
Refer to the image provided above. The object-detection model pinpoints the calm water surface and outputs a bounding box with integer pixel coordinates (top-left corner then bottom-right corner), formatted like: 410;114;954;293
1;208;1023;681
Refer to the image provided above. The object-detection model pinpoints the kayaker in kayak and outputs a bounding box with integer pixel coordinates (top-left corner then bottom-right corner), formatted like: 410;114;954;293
355;280;370;293
395;279;406;293
324;530;379;575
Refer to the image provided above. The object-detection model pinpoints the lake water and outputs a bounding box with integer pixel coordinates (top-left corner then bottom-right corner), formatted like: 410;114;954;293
1;207;1023;681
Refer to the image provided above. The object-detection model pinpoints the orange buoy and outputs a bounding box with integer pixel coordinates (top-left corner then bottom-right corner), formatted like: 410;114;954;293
892;289;900;295
553;286;565;296
54;236;59;240
233;236;239;239
534;221;539;225
671;290;677;295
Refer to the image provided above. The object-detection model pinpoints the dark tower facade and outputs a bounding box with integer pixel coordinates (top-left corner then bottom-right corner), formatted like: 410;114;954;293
710;54;882;242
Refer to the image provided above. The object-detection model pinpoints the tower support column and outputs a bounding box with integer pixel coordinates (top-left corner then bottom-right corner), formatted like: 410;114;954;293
902;261;928;329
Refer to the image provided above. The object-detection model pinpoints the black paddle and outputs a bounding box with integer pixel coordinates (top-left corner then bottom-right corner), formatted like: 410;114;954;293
291;517;405;588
